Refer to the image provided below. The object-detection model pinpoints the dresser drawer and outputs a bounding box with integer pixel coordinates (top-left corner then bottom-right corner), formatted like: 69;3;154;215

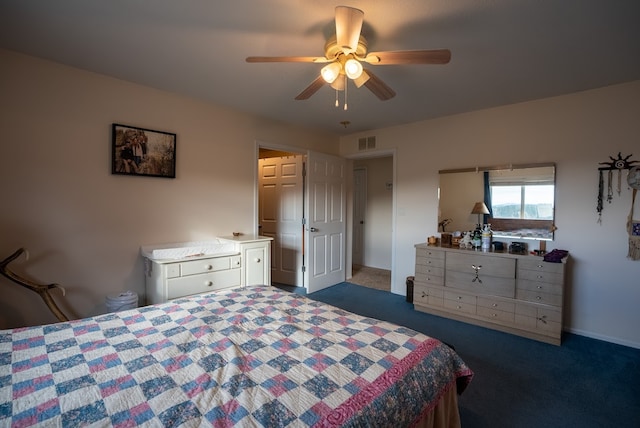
446;252;516;278
415;265;444;285
518;258;565;274
167;268;240;299
416;247;445;260
477;296;515;313
476;305;515;323
443;298;476;315
179;256;237;276
515;304;561;336
516;289;562;306
416;256;445;270
444;290;477;305
517;279;562;295
445;270;515;298
517;268;563;285
413;282;444;307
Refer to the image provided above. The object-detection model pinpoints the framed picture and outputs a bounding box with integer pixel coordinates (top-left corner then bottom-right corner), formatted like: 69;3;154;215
111;123;176;178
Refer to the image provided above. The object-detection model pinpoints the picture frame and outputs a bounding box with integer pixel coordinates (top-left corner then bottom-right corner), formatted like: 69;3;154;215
111;123;176;178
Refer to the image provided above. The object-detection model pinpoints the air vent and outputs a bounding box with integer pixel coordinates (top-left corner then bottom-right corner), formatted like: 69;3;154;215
358;136;376;151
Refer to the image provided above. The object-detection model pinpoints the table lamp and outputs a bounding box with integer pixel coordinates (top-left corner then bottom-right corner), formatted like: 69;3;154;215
471;201;490;226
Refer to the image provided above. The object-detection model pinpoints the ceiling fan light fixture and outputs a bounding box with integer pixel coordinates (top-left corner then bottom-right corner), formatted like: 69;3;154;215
321;62;341;83
344;58;363;79
330;74;346;90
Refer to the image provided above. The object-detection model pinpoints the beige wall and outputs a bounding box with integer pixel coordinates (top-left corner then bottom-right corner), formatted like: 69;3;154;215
0;49;338;327
340;80;640;348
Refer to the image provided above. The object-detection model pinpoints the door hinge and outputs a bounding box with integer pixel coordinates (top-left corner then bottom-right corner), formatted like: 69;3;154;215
302;265;306;273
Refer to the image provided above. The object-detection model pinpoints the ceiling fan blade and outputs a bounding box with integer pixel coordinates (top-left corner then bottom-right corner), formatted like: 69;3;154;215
246;56;329;63
335;6;364;53
362;69;396;101
294;76;326;100
364;49;451;65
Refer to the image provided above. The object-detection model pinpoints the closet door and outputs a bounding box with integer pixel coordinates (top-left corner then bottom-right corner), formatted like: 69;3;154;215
258;156;303;286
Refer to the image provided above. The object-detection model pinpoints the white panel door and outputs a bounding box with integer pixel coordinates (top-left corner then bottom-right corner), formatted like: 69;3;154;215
258;156;303;286
306;151;346;293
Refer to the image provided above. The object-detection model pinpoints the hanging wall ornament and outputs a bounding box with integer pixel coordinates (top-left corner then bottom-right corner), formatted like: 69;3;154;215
628;166;640;260
597;170;604;223
597;152;638;221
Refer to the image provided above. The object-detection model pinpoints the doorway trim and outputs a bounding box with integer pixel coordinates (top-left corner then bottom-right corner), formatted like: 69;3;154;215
344;149;397;293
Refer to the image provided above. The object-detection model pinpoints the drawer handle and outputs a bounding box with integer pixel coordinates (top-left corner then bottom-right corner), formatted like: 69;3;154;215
537;275;543;279
537;285;542;289
255;258;261;263
536;296;542;300
537;264;543;268
421;292;427;298
492;303;498;307
456;305;462;309
205;264;213;270
471;264;482;283
492;313;498;317
205;281;213;287
537;315;548;324
457;296;463;300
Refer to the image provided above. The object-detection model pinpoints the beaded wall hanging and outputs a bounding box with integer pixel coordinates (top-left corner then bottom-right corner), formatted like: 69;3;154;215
596;152;638;223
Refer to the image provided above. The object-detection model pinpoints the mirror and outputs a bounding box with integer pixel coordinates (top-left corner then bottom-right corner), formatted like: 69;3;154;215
438;163;556;241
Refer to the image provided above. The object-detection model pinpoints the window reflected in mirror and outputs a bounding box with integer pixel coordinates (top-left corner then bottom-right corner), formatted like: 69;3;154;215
439;164;556;241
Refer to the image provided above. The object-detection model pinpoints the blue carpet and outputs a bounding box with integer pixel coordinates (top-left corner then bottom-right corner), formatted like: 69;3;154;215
275;282;640;428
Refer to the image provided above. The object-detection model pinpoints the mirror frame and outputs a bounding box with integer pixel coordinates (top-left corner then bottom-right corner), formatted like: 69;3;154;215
438;162;556;241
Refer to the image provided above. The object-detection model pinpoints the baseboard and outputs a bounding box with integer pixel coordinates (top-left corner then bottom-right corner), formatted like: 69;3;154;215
565;327;640;349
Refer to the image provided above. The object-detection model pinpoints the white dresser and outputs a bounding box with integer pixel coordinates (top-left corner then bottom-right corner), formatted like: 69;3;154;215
413;243;567;345
142;236;272;304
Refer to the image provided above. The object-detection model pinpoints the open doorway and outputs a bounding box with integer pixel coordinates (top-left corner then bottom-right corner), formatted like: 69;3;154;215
350;155;393;292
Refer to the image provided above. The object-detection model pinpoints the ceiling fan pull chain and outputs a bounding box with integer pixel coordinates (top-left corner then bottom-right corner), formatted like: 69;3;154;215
335;88;339;107
344;75;348;110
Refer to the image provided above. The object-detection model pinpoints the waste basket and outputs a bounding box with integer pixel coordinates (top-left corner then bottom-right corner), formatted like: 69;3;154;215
406;276;414;303
106;291;138;313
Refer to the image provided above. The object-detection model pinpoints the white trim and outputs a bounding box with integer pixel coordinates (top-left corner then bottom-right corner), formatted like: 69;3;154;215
565;327;640;349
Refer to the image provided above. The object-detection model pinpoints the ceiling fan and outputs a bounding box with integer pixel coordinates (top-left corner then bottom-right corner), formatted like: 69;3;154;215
246;5;451;104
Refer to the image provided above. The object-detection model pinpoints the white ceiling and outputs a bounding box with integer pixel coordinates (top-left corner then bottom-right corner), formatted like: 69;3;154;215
1;0;639;135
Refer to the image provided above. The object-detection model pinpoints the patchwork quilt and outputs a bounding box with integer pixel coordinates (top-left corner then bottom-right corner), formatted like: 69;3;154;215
0;286;472;427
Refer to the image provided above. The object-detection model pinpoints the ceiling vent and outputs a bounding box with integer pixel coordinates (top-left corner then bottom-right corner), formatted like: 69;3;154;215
358;136;376;151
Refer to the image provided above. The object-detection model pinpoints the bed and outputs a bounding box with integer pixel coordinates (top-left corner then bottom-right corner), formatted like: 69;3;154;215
0;286;472;427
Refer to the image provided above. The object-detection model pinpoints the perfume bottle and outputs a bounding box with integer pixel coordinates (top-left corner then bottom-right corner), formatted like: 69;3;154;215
481;224;492;251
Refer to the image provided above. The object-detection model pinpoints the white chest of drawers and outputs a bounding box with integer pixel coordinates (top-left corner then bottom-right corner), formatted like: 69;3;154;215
413;243;567;345
143;236;272;304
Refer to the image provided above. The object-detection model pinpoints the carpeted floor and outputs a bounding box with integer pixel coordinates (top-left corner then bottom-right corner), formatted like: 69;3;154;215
349;264;391;291
275;282;640;428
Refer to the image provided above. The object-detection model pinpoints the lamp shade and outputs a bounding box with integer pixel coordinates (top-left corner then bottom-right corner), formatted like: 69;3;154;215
321;62;341;83
344;58;363;79
471;202;490;215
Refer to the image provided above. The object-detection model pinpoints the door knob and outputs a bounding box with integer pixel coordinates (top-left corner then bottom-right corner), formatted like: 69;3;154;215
309;227;319;232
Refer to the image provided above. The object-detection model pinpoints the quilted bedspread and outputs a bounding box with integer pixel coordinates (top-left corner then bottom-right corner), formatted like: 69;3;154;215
0;286;472;427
